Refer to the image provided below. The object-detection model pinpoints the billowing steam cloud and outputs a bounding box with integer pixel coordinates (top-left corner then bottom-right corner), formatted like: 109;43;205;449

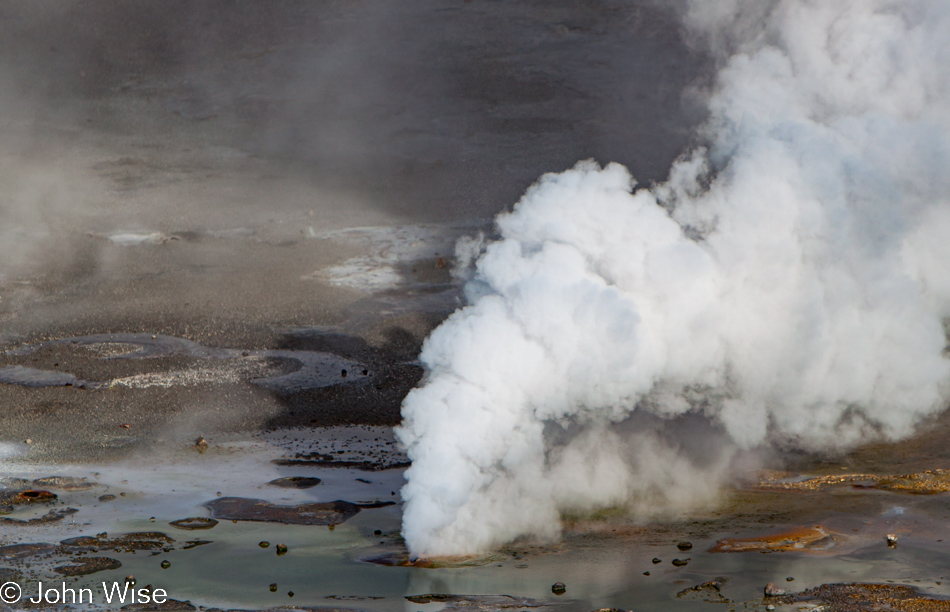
397;0;950;557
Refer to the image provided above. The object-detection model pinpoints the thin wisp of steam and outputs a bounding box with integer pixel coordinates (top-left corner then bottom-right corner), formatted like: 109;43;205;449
397;0;950;557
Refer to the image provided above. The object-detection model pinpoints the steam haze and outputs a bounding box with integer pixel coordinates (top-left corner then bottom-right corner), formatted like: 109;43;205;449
398;0;950;557
0;1;704;344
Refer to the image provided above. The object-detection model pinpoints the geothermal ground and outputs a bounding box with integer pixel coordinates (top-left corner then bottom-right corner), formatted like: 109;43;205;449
1;1;949;611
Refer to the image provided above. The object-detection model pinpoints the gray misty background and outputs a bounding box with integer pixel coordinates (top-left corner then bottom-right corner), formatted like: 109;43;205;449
0;1;708;345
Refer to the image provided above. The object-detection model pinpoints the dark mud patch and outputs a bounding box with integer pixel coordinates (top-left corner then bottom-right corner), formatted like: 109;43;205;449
32;475;97;490
0;489;57;505
61;531;174;553
55;556;122;576
0;543;57;560
123;599;197;611
676;580;730;603
405;594;552;611
204;497;360;525
169;517;218;530
362;552;499;569
273;457;409;471
0;508;77;525
266;476;322;489
777;582;950;611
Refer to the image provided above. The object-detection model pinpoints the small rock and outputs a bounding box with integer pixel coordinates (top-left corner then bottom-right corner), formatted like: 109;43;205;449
160;560;170;569
766;606;775;611
98;494;117;502
643;571;650;576
671;558;690;567
24;439;32;445
126;575;135;584
677;541;693;551
764;582;786;597
652;558;662;564
786;576;795;582
194;436;208;453
259;541;270;548
551;582;566;595
276;543;288;555
886;533;898;547
269;583;277;592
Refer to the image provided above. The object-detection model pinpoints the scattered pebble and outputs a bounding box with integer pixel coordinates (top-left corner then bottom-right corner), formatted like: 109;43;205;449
677;541;693;551
98;494;116;502
276;543;288;555
195;436;209;453
551;582;566;595
672;558;689;567
259;541;270;548
764;582;786;597
269;583;277;592
886;534;898;547
160;560;170;569
652;558;662;564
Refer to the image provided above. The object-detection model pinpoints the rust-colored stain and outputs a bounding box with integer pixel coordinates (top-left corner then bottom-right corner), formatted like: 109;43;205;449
709;525;833;553
16;490;57;503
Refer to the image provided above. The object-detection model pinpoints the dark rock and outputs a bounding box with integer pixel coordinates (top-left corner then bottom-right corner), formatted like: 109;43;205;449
204;497;360;525
652;557;661;564
677;541;693;551
671;558;690;567
551;582;566;595
169;517;218;530
55;556;122;576
266;476;322;489
764;582;786;597
276;543;288;555
99;494;118;502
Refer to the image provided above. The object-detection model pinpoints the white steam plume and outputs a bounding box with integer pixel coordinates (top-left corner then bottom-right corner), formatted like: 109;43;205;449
397;0;950;557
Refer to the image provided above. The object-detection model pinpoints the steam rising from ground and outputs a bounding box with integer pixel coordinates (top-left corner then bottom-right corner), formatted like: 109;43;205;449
398;0;950;557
